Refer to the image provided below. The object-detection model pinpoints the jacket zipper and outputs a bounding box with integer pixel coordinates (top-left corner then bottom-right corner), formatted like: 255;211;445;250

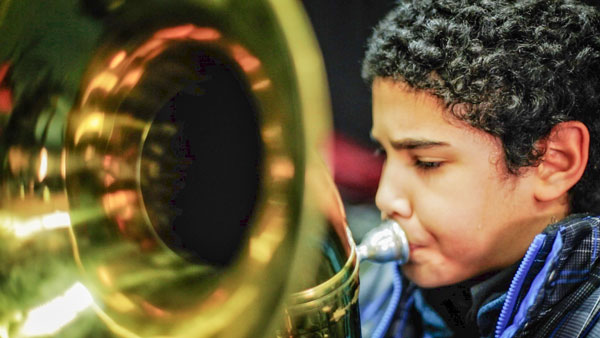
495;234;547;338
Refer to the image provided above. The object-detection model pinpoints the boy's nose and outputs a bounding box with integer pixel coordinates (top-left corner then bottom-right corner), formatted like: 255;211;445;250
375;167;412;219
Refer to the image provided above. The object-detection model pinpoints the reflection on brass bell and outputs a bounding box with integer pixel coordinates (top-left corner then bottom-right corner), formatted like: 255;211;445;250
0;0;412;336
0;0;334;337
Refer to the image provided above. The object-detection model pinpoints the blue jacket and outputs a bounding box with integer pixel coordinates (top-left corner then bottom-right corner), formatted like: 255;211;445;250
359;215;600;338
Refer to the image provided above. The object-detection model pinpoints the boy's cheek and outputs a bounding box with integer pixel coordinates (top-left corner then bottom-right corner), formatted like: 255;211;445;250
435;231;484;261
416;198;481;234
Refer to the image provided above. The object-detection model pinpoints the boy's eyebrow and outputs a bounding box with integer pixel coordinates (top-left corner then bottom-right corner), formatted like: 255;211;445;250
390;139;450;150
370;132;449;150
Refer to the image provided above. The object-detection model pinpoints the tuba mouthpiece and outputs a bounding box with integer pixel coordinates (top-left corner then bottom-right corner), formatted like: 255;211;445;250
357;219;410;264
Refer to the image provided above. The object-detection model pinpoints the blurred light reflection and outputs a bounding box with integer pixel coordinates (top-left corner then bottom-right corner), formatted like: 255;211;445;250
1;211;72;238
74;113;105;144
8;147;28;175
188;27;221;41
109;51;127;69
154;24;195;39
250;225;284;264
270;157;295;180
0;63;11;113
0;88;11;113
38;148;48;182
105;293;136;313
252;79;271;90
60;149;67;179
120;67;144;89
231;45;260;72
0;63;9;83
82;72;118;103
20;282;94;337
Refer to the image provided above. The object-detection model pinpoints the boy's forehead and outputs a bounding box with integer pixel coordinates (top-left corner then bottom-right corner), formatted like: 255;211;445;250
371;78;499;148
372;78;449;117
371;79;453;136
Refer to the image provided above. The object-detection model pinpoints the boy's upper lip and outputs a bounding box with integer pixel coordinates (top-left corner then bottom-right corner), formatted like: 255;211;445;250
393;220;427;247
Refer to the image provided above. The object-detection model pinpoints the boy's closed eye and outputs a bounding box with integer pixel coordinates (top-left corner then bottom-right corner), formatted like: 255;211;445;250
414;158;444;171
372;143;445;172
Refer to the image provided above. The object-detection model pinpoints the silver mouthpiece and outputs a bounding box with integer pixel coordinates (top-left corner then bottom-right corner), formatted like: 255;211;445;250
357;219;410;264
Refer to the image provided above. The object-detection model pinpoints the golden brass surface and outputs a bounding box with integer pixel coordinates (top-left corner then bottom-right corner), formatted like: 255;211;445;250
278;163;361;337
0;0;344;337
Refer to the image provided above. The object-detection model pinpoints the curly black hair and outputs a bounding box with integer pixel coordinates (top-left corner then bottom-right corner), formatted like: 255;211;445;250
362;0;600;214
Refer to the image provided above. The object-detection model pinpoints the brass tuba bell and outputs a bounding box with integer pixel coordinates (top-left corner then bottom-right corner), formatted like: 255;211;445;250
0;0;411;337
0;0;340;336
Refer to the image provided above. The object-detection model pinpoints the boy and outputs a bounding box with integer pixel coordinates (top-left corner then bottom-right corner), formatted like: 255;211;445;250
359;0;600;337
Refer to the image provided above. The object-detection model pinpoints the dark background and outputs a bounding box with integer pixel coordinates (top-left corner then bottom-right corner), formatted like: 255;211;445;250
301;1;395;204
302;0;396;147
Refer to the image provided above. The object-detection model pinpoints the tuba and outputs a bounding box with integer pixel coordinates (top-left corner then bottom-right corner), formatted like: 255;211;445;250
0;0;408;337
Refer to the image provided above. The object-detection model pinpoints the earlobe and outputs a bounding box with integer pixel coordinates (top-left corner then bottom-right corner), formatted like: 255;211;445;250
534;121;590;202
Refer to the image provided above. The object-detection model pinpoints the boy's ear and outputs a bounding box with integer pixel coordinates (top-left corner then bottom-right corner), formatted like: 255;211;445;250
534;121;589;202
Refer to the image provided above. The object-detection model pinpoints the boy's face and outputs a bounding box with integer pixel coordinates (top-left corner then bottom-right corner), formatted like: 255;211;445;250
371;78;549;288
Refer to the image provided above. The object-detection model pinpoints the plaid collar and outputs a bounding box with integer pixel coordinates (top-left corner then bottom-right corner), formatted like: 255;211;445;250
534;214;600;314
497;214;600;336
